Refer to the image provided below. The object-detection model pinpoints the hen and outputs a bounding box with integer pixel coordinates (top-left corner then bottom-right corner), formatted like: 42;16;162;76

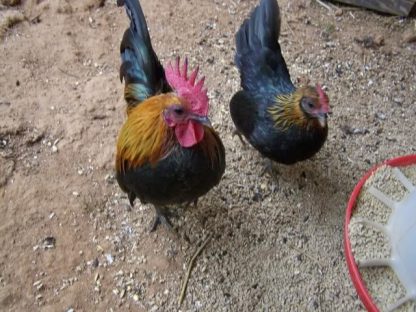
115;0;225;231
230;0;330;165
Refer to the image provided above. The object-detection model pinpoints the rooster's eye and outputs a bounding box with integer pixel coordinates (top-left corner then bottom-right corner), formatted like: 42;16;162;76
174;107;184;115
308;102;314;109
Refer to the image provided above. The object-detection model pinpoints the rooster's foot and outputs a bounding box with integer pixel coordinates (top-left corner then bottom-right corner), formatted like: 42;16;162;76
150;207;174;232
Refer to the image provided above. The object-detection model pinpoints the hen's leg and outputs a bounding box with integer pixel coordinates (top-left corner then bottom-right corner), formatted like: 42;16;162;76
261;158;277;178
185;199;198;208
232;129;246;145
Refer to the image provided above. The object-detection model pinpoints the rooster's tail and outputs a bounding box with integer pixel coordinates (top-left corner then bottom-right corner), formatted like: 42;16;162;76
118;0;169;109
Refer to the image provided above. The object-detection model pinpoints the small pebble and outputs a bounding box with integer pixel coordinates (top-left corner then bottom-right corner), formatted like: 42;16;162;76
42;236;56;249
393;97;403;105
374;35;384;46
105;254;114;265
375;112;386;120
403;33;416;44
120;288;126;299
91;258;99;268
105;174;115;184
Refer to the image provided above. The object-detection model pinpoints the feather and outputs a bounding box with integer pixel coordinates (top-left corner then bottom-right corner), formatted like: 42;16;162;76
116;94;176;172
269;92;307;129
234;0;294;96
118;0;170;107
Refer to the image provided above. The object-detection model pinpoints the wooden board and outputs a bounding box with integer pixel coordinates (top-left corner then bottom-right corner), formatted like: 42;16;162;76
335;0;416;15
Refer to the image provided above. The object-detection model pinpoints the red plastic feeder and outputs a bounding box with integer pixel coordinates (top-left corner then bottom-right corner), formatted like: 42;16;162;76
344;154;416;311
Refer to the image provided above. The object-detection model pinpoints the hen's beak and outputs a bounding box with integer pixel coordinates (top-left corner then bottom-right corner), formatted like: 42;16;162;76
317;113;328;128
189;114;213;129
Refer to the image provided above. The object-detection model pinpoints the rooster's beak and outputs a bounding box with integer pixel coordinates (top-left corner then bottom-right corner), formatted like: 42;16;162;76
189;114;213;129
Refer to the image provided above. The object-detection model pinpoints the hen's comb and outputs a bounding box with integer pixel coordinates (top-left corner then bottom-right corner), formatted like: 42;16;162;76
316;84;330;113
164;57;209;116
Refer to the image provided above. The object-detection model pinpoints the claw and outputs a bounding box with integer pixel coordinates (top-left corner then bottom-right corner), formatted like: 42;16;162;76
260;159;275;178
128;192;136;207
149;214;173;232
232;129;246;145
186;199;198;208
149;207;175;232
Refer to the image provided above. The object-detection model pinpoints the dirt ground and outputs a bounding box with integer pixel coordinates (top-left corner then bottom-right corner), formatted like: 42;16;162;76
0;0;415;311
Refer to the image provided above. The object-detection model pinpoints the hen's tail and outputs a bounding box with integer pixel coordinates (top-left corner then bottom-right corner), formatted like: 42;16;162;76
234;0;294;95
118;0;170;108
236;0;281;56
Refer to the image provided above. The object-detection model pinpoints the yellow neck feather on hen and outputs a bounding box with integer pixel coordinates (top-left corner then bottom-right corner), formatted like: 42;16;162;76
268;86;322;129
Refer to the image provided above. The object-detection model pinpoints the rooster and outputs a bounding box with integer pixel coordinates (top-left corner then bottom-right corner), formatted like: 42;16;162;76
115;0;225;231
230;0;330;165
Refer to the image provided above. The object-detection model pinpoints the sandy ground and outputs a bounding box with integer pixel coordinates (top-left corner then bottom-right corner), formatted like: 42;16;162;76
0;0;415;311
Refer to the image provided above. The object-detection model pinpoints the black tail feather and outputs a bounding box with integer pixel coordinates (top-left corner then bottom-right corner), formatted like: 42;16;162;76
236;0;281;58
234;0;294;95
117;0;151;48
118;0;170;106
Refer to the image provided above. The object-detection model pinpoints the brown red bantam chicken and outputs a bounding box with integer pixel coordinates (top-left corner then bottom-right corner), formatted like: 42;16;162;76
230;0;330;165
115;0;225;231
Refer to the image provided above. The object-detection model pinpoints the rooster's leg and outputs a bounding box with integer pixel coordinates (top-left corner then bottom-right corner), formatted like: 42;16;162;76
150;206;173;232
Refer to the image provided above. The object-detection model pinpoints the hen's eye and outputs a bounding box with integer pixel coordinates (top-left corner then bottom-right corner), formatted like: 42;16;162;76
302;98;314;109
174;107;184;115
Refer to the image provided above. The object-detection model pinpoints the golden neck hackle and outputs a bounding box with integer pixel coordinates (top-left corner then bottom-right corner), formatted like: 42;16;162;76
116;94;222;172
116;94;178;172
268;86;319;129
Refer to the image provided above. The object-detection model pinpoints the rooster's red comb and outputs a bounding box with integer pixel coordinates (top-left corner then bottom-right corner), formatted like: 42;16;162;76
164;57;209;116
316;84;330;113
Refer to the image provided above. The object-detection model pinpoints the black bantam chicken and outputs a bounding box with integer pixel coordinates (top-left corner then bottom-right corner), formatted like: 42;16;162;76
115;0;225;231
230;0;330;165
